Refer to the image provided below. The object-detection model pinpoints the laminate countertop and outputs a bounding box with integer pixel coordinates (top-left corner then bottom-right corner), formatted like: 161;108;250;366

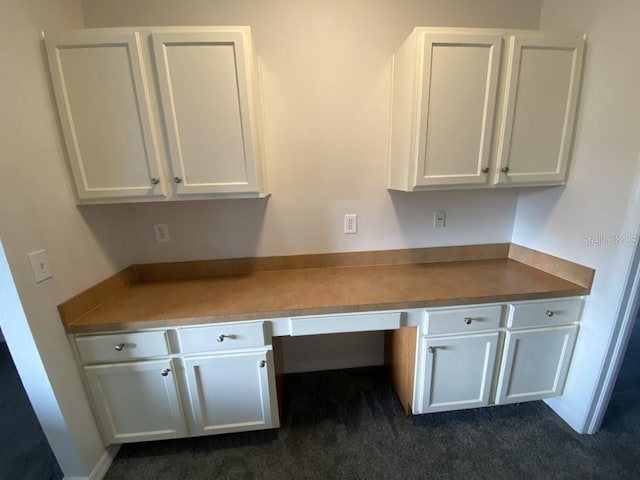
63;257;591;334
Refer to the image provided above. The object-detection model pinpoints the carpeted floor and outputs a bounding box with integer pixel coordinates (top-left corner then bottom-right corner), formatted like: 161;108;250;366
104;366;640;480
0;342;62;480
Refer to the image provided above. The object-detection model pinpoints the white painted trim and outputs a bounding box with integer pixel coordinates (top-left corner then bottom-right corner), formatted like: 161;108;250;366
586;224;640;433
283;356;383;374
64;444;120;480
583;149;640;433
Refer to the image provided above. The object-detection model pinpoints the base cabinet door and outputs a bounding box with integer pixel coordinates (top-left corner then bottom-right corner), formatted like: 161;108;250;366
84;359;187;444
495;325;578;404
416;332;499;414
183;350;279;435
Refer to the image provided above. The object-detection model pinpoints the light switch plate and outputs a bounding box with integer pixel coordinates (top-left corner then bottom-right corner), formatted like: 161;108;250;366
28;249;53;283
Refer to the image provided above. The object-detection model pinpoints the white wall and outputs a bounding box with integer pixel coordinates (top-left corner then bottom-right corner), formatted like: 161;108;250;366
513;0;640;432
0;0;136;476
81;0;542;263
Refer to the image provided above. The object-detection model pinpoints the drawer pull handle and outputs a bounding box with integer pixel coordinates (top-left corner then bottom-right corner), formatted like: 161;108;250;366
161;368;171;377
545;310;555;317
114;343;125;351
217;334;228;343
464;317;473;325
259;360;266;368
428;346;436;354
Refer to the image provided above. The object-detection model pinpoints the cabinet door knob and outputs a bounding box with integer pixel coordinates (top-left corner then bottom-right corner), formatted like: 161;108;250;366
217;334;228;343
501;166;510;173
259;360;266;368
114;343;125;351
161;368;171;377
464;317;473;325
150;177;160;185
481;167;490;173
545;310;555;317
428;346;436;354
173;177;182;184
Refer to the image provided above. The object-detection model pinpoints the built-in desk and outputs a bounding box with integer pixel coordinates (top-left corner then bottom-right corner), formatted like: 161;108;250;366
58;244;594;445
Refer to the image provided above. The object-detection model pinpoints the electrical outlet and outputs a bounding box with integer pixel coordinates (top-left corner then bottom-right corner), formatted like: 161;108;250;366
344;214;358;234
433;210;446;228
154;224;171;243
28;249;53;283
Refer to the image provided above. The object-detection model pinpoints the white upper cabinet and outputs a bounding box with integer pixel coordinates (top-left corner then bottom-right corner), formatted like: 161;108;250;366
151;30;264;196
389;30;502;189
388;27;585;191
494;35;584;185
46;30;165;201
46;27;268;204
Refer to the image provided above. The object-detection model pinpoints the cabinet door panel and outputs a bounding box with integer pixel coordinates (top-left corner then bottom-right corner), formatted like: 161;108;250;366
152;31;259;195
496;325;578;404
415;33;501;187
183;350;278;435
46;31;164;200
496;35;584;185
85;359;186;444
417;332;499;413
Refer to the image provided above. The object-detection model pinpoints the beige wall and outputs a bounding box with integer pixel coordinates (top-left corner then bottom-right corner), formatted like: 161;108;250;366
0;0;135;476
514;0;640;432
81;0;542;264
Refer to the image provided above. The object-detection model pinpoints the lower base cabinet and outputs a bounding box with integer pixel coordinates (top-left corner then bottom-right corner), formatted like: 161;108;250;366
409;298;582;416
495;325;578;404
84;359;187;443
415;333;499;414
184;350;278;435
75;323;280;445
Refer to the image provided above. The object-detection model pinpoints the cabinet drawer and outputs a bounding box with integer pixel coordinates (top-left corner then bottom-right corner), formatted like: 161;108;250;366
178;322;267;354
508;299;582;329
289;312;402;336
76;331;171;364
424;305;503;336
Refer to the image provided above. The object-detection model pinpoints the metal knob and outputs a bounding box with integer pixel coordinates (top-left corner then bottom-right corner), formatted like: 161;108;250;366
545;310;555;317
464;317;473;325
173;177;182;184
481;167;490;173
150;177;160;185
161;368;171;377
114;343;125;351
259;360;266;368
501;166;510;173
217;334;228;343
428;346;435;354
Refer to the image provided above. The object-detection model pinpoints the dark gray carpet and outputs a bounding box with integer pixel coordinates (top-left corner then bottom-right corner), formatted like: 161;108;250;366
0;342;63;480
105;367;640;480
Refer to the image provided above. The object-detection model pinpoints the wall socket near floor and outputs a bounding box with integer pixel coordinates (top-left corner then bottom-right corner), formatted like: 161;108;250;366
28;249;53;283
433;210;446;228
344;214;358;234
153;223;171;242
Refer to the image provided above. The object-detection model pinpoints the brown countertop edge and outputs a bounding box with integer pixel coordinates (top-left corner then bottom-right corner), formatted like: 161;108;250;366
58;243;595;334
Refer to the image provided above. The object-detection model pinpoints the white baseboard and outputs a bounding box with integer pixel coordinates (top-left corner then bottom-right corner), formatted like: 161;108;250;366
284;356;383;374
64;444;121;480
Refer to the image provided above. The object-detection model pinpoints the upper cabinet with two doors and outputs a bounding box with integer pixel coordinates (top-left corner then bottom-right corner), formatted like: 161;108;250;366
46;27;268;204
388;27;585;191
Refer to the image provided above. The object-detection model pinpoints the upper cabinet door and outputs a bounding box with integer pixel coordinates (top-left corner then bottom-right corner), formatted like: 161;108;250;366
495;35;585;185
46;31;165;201
151;30;262;196
414;33;502;187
